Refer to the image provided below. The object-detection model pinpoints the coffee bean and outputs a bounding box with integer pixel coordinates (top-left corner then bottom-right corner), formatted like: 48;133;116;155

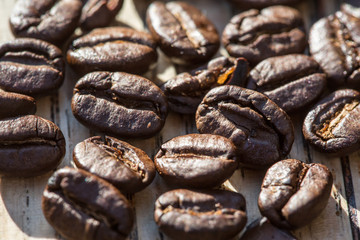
0;89;36;119
80;0;124;30
73;136;156;194
222;6;306;65
227;0;301;9
162;56;249;114
67;27;158;75
10;0;82;45
0;115;65;177
146;1;220;65
196;86;294;168
303;89;360;155
0;38;65;96
258;159;333;229
154;189;247;240
72;71;168;138
309;3;360;88
42;167;133;240
247;54;326;113
154;134;238;188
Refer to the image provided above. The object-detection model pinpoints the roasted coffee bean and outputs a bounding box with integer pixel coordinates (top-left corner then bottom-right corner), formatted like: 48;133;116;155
10;0;82;45
240;217;296;240
0;38;65;96
0;115;65;177
154;189;247;240
146;1;220;65
196;86;294;168
258;159;333;229
42;167;134;240
73;136;156;194
309;3;360;88
154;134;238;188
80;0;124;30
0;89;36;119
227;0;301;9
303;89;360;155
67;27;158;75
72;71;168;138
247;54;326;113
222;6;306;65
162;57;249;114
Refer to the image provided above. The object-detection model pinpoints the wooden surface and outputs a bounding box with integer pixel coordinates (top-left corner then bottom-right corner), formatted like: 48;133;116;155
0;0;359;239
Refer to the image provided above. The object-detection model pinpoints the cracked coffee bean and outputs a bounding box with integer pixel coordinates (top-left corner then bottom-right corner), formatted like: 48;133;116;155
196;85;294;168
303;89;360;155
309;3;360;88
227;0;301;9
258;159;333;229
0;38;65;96
0;115;65;177
67;27;158;75
154;189;247;240
146;1;220;65
42;167;134;240
247;54;326;113
162;56;249;114
72;71;168;138
0;89;36;119
9;0;82;45
80;0;124;31
154;134;238;188
222;6;306;65
73;136;156;194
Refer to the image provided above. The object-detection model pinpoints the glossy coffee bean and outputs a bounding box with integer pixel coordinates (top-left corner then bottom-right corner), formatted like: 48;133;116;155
196;86;294;168
162;57;249;114
72;71;168;138
222;6;306;65
0;115;65;177
0;38;65;96
154;134;238;188
154;189;247;240
258;159;333;229
247;54;326;113
10;0;82;45
0;89;36;119
73;136;156;194
309;3;360;88
227;0;301;9
80;0;124;30
42;167;133;240
67;27;158;75
303;89;360;155
146;1;220;65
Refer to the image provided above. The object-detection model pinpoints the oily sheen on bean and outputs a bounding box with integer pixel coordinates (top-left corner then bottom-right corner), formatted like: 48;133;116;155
0;89;36;119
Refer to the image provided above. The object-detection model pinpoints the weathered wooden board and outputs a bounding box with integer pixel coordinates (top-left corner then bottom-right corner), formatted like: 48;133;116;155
0;0;359;239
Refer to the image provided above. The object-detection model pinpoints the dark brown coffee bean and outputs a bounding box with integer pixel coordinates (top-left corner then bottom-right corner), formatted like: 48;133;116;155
72;71;168;138
227;0;301;9
0;115;65;177
303;89;360;155
154;189;247;240
42;167;133;240
0;89;36;119
80;0;124;30
73;136;156;194
309;3;360;88
240;217;296;240
0;38;65;96
146;1;220;65
67;27;158;75
154;134;238;188
196;86;294;168
222;6;306;65
247;54;326;113
258;159;333;229
162;57;249;114
9;0;82;45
